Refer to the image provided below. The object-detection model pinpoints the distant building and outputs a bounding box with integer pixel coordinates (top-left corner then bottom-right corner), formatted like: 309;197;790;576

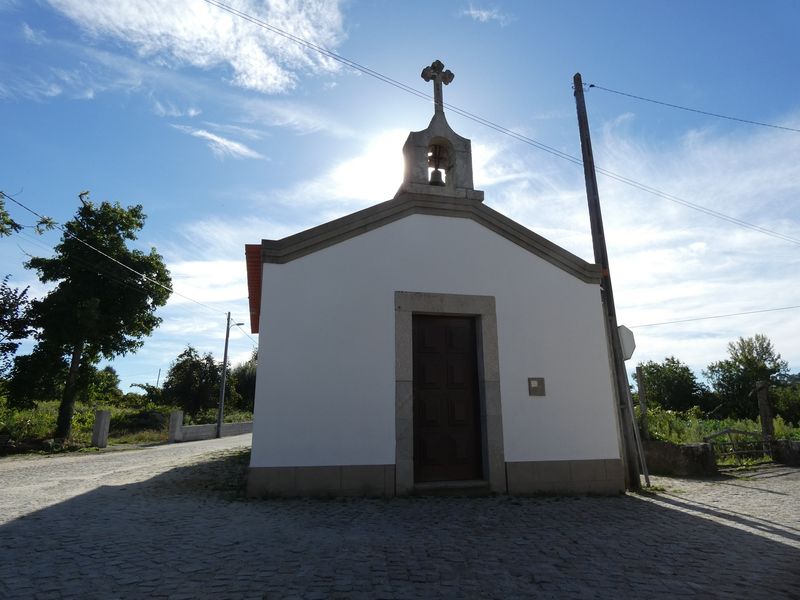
245;61;625;497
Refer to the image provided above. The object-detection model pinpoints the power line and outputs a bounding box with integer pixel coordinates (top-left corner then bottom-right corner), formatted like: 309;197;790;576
587;83;800;134
202;1;800;247
1;190;226;315
630;304;800;328
234;322;258;346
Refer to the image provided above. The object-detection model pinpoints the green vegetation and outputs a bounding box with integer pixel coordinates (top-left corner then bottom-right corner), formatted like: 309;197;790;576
0;191;255;455
639;405;800;445
634;335;800;426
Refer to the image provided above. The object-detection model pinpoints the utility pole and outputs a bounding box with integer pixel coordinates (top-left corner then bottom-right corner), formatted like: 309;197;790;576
217;312;245;439
574;72;644;491
217;312;233;439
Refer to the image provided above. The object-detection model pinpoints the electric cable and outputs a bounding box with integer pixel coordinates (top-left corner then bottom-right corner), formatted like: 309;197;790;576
202;0;800;247
2;190;226;315
587;83;800;133
629;304;800;328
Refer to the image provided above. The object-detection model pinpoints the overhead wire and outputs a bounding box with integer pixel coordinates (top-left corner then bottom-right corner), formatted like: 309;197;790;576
1;190;243;320
202;0;800;247
587;83;800;134
629;304;800;328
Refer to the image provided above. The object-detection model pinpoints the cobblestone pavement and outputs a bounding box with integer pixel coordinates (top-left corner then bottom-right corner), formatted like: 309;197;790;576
1;437;798;599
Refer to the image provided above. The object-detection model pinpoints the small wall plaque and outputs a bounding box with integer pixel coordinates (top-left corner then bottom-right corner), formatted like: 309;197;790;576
528;377;545;396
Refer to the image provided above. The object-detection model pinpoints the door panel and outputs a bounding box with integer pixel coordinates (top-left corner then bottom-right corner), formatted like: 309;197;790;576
413;315;482;482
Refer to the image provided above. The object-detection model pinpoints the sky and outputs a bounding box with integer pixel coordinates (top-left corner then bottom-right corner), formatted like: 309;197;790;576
1;0;799;393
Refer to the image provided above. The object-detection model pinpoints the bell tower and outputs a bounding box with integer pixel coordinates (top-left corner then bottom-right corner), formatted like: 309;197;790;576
396;60;484;201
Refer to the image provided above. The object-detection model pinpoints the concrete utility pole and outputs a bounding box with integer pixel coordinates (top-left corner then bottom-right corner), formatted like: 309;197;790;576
573;72;644;491
216;312;243;438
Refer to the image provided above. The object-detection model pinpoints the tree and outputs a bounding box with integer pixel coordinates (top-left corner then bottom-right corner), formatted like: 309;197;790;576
24;195;171;438
704;334;789;419
771;373;800;426
230;349;257;412
5;349;67;409
83;365;123;406
160;345;239;416
0;276;32;377
0;191;55;237
634;357;707;412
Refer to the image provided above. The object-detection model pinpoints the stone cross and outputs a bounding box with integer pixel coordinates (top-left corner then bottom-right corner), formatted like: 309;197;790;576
421;60;454;115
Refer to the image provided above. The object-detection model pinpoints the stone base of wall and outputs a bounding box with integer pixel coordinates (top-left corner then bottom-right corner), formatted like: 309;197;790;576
643;440;717;477
247;465;396;498
248;460;625;498
505;459;625;495
773;439;800;466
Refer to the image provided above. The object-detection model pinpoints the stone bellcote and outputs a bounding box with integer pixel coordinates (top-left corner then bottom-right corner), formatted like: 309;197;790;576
396;60;484;201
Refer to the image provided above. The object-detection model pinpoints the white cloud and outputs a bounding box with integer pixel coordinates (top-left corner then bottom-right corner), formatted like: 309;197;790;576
152;97;201;118
46;0;346;94
240;96;355;137
271;129;407;223
170;124;265;160
202;121;263;141
21;22;46;44
462;4;514;26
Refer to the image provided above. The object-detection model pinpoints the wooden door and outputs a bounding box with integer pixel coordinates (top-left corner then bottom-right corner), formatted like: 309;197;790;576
413;315;482;482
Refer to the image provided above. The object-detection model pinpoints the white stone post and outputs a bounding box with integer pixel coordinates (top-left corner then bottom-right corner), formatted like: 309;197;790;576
91;410;111;448
168;410;184;443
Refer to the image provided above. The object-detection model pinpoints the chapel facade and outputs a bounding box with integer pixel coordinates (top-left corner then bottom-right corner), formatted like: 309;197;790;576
245;61;625;497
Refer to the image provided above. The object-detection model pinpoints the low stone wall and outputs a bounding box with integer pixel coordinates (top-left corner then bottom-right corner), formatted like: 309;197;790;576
168;411;252;443
643;440;717;477
773;439;800;466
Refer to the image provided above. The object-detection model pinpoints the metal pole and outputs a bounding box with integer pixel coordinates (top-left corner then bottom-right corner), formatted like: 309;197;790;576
216;311;231;439
574;73;646;491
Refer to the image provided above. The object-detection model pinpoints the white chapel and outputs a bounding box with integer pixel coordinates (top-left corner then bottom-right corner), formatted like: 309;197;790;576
244;60;625;497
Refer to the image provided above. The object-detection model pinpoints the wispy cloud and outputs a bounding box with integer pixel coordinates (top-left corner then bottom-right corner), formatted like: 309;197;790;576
152;97;201;118
462;3;514;26
481;111;800;374
170;124;265;160
46;0;346;94
21;21;46;44
202;121;264;141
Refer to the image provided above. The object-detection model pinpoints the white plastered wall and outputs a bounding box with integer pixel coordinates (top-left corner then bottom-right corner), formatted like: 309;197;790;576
250;214;620;468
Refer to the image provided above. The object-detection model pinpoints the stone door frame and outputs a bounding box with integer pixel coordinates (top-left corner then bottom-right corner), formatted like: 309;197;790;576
394;291;506;494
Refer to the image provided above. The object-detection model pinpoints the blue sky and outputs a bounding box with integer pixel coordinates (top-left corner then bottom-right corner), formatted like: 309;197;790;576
1;0;799;392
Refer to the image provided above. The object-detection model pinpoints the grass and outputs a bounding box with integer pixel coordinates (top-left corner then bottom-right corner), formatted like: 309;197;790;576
0;398;251;454
108;429;168;445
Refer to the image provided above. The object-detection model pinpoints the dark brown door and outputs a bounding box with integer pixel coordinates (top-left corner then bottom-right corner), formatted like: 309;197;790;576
413;315;482;482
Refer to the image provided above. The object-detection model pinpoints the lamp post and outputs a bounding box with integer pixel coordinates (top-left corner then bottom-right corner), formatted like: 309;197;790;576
217;312;244;438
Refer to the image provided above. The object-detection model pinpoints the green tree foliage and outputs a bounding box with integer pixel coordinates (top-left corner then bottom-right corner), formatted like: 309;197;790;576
129;383;163;407
704;334;789;419
5;349;67;409
230;349;257;412
160;345;240;416
0;191;55;237
634;356;707;412
0;276;32;377
21;195;171;438
83;365;123;406
773;374;800;426
0;193;23;237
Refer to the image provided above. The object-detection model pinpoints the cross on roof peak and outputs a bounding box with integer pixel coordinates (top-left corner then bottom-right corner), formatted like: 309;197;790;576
421;60;454;115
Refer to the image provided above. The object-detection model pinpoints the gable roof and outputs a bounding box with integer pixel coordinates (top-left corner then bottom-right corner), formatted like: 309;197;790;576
245;192;600;333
